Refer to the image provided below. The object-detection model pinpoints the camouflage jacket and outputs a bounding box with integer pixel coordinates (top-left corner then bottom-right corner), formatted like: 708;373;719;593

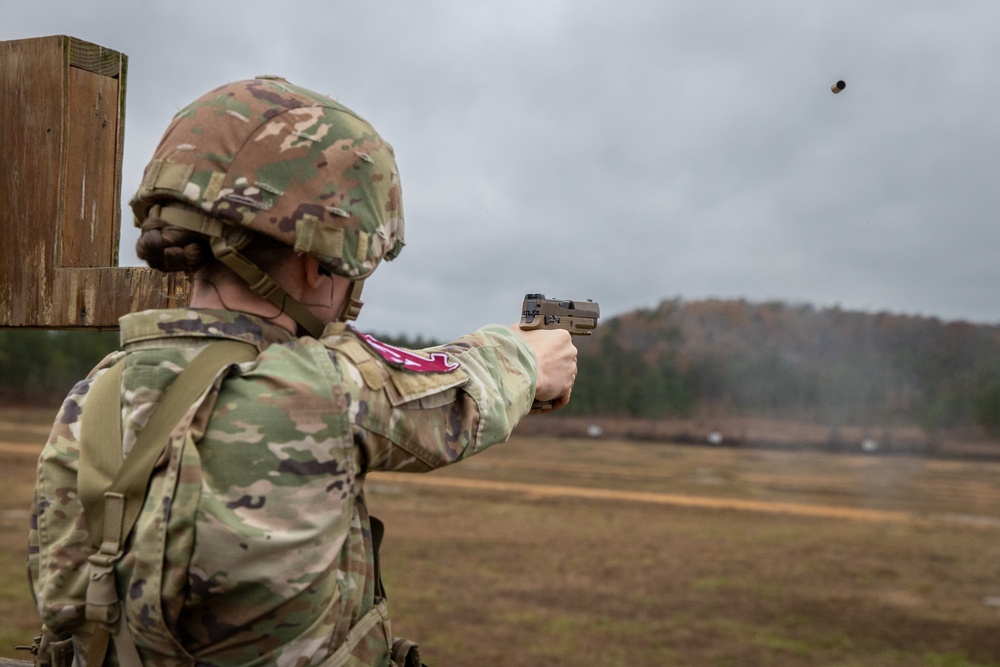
28;308;537;666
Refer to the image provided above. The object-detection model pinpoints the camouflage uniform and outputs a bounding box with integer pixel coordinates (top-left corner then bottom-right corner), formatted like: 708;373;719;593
29;308;537;665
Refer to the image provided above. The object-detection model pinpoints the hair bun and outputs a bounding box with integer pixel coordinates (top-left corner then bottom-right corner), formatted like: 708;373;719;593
136;217;213;274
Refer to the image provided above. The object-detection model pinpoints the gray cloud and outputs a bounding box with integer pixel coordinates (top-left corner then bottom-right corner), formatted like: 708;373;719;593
5;0;999;339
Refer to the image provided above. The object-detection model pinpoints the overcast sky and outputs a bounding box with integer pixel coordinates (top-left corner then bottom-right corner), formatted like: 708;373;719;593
6;1;1000;340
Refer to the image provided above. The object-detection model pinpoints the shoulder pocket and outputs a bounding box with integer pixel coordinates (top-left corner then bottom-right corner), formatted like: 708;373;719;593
326;333;469;407
384;366;469;407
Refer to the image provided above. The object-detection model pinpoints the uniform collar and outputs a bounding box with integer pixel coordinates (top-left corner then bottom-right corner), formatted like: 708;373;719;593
120;308;295;351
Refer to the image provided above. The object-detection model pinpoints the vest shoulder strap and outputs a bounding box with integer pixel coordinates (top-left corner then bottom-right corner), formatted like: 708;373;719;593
77;339;258;667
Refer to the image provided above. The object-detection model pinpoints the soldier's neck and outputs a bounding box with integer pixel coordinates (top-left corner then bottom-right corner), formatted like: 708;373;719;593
188;273;299;334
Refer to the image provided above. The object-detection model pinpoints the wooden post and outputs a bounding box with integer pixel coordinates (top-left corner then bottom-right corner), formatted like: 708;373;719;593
0;35;186;329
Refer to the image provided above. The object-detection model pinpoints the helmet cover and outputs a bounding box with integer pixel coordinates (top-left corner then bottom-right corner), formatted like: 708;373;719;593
131;77;404;280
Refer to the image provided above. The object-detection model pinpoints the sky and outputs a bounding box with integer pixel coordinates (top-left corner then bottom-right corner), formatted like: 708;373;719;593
5;1;1000;340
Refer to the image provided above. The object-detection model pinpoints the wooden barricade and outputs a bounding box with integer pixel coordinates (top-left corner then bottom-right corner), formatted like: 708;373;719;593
0;35;188;664
0;35;186;329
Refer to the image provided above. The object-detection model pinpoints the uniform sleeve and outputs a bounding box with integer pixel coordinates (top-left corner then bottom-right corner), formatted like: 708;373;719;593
29;352;121;633
350;325;537;473
28;378;97;632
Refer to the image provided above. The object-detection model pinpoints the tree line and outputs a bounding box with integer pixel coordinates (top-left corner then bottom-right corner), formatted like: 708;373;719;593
565;299;1000;437
4;300;1000;439
0;329;120;406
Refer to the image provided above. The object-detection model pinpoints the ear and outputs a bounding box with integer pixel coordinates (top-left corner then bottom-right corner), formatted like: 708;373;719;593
302;255;325;290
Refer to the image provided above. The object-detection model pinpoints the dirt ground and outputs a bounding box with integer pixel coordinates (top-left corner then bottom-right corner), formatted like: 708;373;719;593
2;408;999;666
368;435;1000;666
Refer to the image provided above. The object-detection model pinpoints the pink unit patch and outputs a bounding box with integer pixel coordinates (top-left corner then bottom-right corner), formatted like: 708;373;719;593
356;331;460;373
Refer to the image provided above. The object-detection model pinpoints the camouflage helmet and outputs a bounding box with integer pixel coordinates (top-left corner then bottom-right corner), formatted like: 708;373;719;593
130;76;405;281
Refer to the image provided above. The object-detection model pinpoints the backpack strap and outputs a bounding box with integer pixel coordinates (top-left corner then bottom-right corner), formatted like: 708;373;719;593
77;340;259;667
78;359;125;538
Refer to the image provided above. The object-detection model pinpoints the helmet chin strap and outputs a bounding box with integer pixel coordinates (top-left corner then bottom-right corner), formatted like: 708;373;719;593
209;235;329;338
148;204;364;337
339;280;365;322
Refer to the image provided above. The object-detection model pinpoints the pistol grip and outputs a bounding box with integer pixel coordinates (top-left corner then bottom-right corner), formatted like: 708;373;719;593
530;399;554;414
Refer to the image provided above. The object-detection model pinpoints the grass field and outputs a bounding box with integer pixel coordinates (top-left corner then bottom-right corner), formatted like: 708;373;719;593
2;408;999;666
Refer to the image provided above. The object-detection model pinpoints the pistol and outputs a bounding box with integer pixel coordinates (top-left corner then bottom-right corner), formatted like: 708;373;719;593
520;294;600;412
520;293;600;335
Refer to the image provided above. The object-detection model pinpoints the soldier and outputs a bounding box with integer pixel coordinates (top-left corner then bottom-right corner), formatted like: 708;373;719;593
28;77;577;667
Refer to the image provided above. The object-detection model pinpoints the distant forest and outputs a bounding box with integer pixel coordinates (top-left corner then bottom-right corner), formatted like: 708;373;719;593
0;329;119;406
3;300;1000;439
566;299;1000;438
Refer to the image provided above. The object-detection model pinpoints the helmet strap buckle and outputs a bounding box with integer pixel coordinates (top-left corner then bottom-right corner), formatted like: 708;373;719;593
339;281;365;322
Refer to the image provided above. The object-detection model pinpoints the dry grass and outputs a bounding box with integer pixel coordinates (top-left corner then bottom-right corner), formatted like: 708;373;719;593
373;437;1000;666
0;409;50;661
2;408;1000;666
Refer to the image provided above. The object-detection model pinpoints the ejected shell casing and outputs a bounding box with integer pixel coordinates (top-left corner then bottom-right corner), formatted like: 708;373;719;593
831;80;846;94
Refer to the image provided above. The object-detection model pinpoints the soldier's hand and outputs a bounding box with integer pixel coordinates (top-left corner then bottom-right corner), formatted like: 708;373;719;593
512;326;578;410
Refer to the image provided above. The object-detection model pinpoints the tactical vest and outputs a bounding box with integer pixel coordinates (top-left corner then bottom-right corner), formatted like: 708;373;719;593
33;339;421;667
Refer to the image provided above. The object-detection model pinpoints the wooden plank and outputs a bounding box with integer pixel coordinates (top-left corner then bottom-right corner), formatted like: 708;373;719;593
69;36;126;77
60;64;120;267
0;35;186;329
0;36;62;327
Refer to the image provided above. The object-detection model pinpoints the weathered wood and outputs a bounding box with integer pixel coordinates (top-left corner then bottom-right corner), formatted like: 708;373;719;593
0;35;187;329
0;659;31;666
60;64;120;268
